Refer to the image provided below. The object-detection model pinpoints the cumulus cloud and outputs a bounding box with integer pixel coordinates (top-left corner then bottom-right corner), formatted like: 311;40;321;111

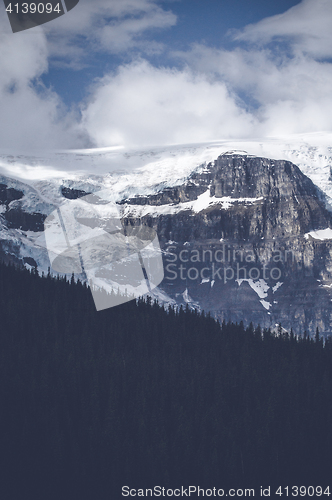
0;0;176;149
44;0;177;68
81;60;256;147
0;14;86;150
234;0;332;59
0;0;331;151
167;0;332;138
175;44;332;123
81;0;332;146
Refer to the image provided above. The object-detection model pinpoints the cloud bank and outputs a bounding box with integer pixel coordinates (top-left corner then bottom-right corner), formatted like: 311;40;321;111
81;0;332;147
1;0;332;150
82;60;255;147
0;14;86;150
234;0;332;59
44;0;177;68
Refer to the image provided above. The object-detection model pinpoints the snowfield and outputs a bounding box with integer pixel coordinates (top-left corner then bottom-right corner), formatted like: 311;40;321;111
0;135;332;329
0;131;331;211
0;132;331;300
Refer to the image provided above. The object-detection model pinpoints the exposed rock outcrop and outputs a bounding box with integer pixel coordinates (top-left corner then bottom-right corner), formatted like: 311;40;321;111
1;153;332;336
121;154;332;336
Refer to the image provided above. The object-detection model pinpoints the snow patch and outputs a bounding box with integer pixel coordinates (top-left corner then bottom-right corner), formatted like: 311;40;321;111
2;133;332;212
236;278;270;299
272;282;283;293
305;228;332;240
260;300;271;310
122;190;263;218
183;288;192;303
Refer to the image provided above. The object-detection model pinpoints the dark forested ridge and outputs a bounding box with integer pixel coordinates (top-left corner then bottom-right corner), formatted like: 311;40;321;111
0;263;331;499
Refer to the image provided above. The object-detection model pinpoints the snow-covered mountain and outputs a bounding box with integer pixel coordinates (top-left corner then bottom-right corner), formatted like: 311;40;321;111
1;132;332;335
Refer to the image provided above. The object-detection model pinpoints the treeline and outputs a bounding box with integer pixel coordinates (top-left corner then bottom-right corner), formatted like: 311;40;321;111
0;262;331;499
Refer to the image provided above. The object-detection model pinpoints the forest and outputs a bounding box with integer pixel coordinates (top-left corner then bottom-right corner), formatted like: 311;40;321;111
0;262;331;499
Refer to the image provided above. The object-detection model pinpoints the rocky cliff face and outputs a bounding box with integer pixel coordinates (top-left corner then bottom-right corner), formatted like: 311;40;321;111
121;154;330;240
1;152;332;336
120;154;332;336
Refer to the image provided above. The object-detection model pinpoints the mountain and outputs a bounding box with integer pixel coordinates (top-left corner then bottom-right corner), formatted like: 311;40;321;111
121;152;332;335
1;133;332;335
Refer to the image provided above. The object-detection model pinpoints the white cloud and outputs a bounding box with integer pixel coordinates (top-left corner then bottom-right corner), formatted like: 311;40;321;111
169;0;332;138
81;60;256;147
0;0;176;149
0;14;86;150
82;0;332;146
44;0;177;67
98;8;176;53
1;0;332;151
234;0;332;59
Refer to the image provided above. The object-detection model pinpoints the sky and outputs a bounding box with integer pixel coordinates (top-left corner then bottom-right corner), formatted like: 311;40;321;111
0;0;331;151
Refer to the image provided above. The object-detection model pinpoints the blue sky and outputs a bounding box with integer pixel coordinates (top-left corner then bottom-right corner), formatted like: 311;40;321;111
158;0;301;49
42;0;301;106
0;0;331;150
